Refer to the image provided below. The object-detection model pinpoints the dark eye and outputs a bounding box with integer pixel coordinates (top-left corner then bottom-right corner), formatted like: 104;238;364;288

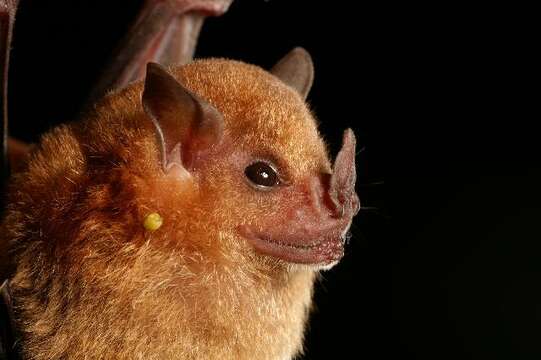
245;161;280;188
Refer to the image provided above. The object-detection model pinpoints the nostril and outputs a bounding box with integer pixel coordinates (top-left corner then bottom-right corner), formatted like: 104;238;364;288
316;173;356;219
330;193;360;219
323;189;342;218
314;173;339;218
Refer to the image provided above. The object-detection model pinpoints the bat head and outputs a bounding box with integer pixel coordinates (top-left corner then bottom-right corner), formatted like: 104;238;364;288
141;48;359;270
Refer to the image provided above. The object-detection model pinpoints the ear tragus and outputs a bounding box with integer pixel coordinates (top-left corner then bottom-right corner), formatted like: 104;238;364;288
142;62;224;174
271;47;314;100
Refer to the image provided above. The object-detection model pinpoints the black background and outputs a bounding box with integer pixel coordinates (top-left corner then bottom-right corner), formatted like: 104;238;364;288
7;1;537;359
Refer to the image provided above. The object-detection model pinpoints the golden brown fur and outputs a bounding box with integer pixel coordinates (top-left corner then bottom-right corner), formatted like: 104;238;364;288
1;59;331;359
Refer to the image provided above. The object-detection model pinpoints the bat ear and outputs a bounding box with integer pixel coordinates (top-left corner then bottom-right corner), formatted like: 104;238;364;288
142;62;224;176
271;47;314;100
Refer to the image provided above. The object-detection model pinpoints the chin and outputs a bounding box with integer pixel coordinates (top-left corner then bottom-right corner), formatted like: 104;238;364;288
285;259;342;272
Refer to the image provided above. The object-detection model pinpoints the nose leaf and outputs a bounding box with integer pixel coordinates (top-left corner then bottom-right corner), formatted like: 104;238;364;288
329;129;357;216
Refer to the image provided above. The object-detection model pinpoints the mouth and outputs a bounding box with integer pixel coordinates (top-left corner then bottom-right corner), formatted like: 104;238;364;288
237;225;346;265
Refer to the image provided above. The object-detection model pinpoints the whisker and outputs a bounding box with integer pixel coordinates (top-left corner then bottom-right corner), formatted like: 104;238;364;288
357;180;385;187
359;206;379;211
348;222;367;244
355;146;366;156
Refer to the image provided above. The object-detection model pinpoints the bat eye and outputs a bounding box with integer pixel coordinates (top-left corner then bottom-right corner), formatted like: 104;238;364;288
245;161;279;188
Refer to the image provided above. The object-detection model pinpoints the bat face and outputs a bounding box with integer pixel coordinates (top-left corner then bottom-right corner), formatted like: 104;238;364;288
142;50;359;270
234;131;359;267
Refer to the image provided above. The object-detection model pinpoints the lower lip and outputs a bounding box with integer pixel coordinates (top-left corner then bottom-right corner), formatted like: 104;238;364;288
239;227;344;265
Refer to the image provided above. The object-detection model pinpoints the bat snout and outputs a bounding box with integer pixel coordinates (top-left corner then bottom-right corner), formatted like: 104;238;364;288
238;201;354;266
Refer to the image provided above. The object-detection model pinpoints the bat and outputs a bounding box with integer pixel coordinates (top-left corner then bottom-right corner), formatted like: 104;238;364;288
0;2;359;359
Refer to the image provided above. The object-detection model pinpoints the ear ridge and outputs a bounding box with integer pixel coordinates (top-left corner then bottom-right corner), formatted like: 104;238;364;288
142;62;223;174
270;47;314;100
